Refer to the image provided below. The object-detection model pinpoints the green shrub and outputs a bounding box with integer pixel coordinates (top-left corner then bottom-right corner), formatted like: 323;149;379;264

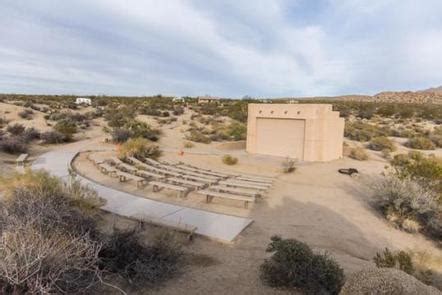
54;119;77;141
405;137;435;150
344;121;389;142
183;141;194;148
225;121;246;141
40;131;66;144
119;137;162;160
99;229;182;287
222;154;238;165
18;109;34;119
374;248;414;274
349;147;369;160
186;130;211;144
368;136;396;152
260;236;344;295
0;136;28;154
6;123;25;135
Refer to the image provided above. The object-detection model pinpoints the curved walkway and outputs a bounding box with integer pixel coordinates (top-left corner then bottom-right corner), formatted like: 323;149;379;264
32;149;253;242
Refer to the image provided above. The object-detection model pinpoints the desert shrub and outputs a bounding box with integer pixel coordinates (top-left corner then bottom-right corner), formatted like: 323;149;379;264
172;106;185;116
111;128;131;143
367;174;441;240
124;120;161;141
368;136;396;152
54;119;77;141
222;154;238;165
0;171;104;293
6;123;25;135
0;136;28;154
282;158;296;173
260;236;344;295
225;121;247;141
99;229;182;287
390;152;442;196
0;117;8;128
430;126;442;148
374;248;414;275
183;141;194;148
119;137;162;160
22;127;40;142
349;147;369;160
186;130;211;144
405;137;435;150
18;109;34;119
40;131;67;144
344;121;389;142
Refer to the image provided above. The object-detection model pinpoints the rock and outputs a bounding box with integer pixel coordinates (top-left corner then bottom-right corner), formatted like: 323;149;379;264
340;267;441;295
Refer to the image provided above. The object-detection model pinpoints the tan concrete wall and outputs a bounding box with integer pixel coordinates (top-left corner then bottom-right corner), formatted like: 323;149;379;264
246;104;344;162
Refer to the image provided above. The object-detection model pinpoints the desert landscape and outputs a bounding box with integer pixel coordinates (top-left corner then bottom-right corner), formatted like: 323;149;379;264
2;1;442;294
0;93;441;294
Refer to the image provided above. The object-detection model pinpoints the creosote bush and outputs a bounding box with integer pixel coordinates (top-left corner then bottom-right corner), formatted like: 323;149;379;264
99;229;182;287
349;147;369;161
40;130;67;144
222;154;238;165
119;137;162;160
260;236;344;295
405;137;436;150
6;123;25;136
368;136;396;152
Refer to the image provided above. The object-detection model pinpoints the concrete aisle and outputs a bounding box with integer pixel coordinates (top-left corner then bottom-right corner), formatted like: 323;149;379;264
32;149;253;242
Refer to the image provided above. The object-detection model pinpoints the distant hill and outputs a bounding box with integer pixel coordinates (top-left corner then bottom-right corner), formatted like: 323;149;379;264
292;87;442;104
421;85;442;94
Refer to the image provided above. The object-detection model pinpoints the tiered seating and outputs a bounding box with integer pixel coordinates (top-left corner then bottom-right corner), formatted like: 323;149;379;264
89;152;275;208
150;181;190;198
197;190;255;208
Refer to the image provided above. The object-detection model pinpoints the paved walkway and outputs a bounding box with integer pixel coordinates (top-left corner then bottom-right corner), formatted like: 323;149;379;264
32;149;253;242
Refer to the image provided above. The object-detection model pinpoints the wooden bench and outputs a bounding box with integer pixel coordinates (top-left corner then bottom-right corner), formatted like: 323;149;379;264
227;179;272;188
236;176;273;184
16;153;29;167
209;185;261;198
150;181;190;198
115;171;147;188
179;174;218;184
88;154;105;166
109;156;125;166
136;170;165;181
143;157;163;167
116;162;138;174
167;177;206;190
218;180;268;191
176;164;231;178
197;190;255;208
98;163;117;177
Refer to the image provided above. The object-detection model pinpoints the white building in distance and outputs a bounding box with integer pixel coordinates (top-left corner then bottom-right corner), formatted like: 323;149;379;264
75;97;92;105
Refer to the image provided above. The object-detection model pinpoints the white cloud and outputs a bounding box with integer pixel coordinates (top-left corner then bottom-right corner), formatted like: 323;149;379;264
0;0;441;96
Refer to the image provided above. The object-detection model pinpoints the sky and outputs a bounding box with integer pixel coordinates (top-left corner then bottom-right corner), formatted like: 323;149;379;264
1;0;442;98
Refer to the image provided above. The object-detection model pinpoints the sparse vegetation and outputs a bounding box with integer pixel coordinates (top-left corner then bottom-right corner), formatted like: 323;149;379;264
349;147;369;160
368;136;396;152
405;137;436;150
281;157;296;173
260;235;344;295
119;137;162;160
222;154;238;165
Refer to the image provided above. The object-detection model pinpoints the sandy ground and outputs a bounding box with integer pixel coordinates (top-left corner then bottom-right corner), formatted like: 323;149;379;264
3;102;442;294
73;131;442;294
0;102;52;131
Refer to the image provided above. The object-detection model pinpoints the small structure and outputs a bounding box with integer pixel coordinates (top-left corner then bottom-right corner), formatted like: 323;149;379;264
75;97;92;105
197;95;220;104
172;96;185;103
246;104;344;162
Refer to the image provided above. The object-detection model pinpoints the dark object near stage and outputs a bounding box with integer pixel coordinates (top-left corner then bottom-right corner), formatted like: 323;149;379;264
338;168;359;176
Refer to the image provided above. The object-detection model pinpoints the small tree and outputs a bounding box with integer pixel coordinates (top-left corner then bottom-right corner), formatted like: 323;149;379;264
54;119;77;141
